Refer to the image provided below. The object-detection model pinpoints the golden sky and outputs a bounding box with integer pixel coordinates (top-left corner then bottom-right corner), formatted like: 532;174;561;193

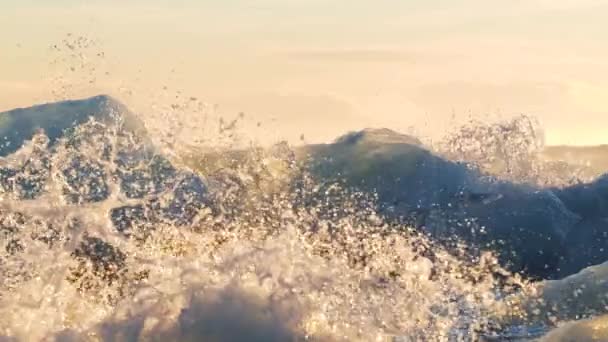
1;0;607;145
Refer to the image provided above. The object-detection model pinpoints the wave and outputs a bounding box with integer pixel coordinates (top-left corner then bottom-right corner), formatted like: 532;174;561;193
0;96;607;341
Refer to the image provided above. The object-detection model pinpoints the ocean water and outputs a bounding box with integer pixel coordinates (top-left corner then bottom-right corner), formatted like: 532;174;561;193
0;95;605;342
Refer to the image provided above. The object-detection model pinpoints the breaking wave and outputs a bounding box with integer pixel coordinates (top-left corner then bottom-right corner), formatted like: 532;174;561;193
0;95;606;341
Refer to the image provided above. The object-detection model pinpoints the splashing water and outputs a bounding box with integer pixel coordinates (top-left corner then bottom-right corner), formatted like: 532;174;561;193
0;99;544;342
436;115;593;187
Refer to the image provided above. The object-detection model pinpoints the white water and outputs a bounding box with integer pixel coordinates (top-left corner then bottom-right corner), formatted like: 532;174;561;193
0;114;542;341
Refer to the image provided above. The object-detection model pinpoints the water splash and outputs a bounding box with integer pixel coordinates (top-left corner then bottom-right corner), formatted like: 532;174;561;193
437;115;592;187
0;108;535;341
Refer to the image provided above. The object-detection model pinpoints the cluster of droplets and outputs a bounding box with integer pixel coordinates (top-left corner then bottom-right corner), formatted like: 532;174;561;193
48;34;109;101
437;114;591;187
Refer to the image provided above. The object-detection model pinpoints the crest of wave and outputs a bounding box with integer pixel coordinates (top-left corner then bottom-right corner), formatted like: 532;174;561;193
0;112;524;341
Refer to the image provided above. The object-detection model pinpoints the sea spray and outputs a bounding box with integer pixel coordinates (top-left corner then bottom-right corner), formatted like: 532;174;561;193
0;115;527;341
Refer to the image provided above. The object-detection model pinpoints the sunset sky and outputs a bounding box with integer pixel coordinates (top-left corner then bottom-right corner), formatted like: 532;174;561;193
1;0;607;145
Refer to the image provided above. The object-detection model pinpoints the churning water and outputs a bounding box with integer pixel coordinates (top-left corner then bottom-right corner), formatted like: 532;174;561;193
0;91;605;341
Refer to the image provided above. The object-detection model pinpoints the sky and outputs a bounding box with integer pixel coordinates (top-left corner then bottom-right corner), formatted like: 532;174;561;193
1;0;607;145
